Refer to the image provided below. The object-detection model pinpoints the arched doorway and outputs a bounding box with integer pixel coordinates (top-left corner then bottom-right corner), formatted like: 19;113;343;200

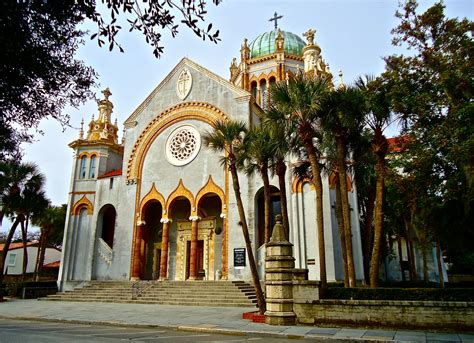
142;200;163;280
255;185;282;248
93;204;116;280
168;197;191;280
197;193;223;280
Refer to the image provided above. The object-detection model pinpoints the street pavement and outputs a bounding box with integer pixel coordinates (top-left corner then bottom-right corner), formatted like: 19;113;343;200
0;298;473;342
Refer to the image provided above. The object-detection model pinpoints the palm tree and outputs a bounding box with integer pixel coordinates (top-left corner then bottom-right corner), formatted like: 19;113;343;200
0;161;47;300
319;85;367;287
264;105;298;240
32;204;66;281
240;125;274;243
270;73;330;289
356;76;392;288
203;120;266;314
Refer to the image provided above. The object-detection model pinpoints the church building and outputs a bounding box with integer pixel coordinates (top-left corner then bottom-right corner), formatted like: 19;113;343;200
58;22;366;292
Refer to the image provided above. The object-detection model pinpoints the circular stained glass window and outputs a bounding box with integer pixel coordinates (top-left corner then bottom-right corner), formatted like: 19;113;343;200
165;125;201;166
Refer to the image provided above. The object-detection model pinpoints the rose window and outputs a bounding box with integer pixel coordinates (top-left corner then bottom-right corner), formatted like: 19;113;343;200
166;125;201;166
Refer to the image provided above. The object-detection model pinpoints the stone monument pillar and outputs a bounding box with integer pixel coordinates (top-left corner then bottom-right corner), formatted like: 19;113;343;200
265;215;296;325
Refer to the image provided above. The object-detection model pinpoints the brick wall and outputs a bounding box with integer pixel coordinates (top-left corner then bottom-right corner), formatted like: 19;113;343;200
294;299;474;331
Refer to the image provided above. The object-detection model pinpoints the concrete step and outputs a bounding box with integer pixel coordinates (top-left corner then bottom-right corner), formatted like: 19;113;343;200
43;280;257;308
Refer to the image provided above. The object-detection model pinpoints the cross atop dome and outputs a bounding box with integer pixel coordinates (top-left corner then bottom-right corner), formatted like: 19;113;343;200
102;87;112;101
269;12;283;30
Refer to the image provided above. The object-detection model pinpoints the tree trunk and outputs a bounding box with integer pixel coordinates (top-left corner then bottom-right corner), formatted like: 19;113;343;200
303;138;327;290
421;245;429;283
261;165;272;244
405;219;417;281
335;135;356;287
276;158;290;240
369;130;388;288
369;155;385;288
334;172;349;287
21;219;28;281
35;228;50;281
436;237;445;288
229;161;266;314
33;228;44;280
363;189;376;284
0;214;24;301
397;235;406;282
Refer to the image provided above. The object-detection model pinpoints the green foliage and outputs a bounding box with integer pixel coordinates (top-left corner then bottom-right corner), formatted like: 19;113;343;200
382;1;474;274
324;287;474;302
1;1;220;154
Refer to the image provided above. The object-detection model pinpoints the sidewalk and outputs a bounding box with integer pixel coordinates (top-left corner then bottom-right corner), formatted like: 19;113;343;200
0;299;473;342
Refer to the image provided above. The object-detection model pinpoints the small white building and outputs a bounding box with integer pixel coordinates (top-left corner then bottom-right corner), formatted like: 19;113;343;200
0;242;62;275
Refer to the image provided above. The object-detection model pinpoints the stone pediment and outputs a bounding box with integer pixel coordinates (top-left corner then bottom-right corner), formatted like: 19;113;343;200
124;57;251;128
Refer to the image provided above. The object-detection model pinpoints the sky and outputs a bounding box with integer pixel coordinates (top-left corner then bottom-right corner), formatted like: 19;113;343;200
14;0;474;213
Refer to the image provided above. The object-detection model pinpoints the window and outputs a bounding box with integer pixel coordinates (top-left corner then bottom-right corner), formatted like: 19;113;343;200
7;253;16;267
79;156;87;179
89;155;97;179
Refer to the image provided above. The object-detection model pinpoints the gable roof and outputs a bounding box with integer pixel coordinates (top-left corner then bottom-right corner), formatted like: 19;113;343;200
0;242;38;251
0;242;61;252
124;57;250;127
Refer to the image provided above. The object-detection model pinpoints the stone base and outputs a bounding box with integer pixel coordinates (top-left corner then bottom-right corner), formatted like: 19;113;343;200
265;311;296;325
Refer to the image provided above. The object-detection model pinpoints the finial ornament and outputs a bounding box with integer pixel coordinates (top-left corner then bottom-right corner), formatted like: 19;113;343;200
79;118;84;139
303;28;316;45
102;87;112;101
338;70;345;89
269;12;283;30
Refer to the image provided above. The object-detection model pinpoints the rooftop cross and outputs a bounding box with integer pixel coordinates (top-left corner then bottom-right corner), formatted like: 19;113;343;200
102;87;112;101
269;12;283;30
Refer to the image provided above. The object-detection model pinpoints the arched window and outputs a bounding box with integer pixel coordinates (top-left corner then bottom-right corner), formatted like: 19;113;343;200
100;205;116;248
89;155;97;179
79;156;87;179
250;81;257;100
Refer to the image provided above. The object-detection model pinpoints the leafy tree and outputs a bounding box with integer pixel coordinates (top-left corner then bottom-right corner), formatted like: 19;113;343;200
270;73;330;289
384;1;473;275
1;0;220;151
264;104;299;240
320;84;366;287
0;162;48;300
32;204;67;281
203;120;266;314
240;125;274;243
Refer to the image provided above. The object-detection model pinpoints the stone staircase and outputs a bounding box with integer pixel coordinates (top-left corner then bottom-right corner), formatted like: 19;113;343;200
41;281;257;308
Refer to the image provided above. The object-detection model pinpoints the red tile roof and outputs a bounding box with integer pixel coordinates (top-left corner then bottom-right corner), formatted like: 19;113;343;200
43;260;60;269
387;136;410;153
98;169;122;179
0;241;38;251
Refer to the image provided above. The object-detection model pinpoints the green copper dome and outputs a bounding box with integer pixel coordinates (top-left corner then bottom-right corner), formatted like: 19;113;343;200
249;30;305;59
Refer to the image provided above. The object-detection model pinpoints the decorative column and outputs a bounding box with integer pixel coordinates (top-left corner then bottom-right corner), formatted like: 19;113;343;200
159;218;171;280
265;215;296;325
188;215;200;280
131;220;145;281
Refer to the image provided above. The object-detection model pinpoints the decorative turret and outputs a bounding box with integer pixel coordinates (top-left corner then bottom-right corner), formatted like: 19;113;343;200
302;29;333;83
84;88;119;144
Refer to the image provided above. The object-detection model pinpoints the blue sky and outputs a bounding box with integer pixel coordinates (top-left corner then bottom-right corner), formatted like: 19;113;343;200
15;0;474;212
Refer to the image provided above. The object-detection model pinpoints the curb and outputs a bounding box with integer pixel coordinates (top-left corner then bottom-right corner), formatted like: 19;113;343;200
0;314;392;341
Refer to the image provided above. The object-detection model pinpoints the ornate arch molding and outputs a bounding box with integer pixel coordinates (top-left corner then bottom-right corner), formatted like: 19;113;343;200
292;177;315;194
328;172;354;192
195;175;226;215
72;195;94;215
126;101;229;181
166;179;195;215
139;182;166;220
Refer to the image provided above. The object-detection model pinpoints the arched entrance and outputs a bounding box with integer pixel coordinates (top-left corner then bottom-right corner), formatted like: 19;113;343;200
93;204;116;280
255;185;282;248
168;197;192;280
142;200;163;280
196;193;223;280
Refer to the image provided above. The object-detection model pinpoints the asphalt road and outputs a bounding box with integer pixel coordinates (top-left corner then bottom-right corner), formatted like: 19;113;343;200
0;319;306;342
